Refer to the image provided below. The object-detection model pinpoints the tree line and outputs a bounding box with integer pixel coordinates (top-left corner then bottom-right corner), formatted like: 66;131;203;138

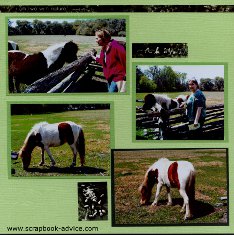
136;66;224;92
8;19;126;36
11;104;110;115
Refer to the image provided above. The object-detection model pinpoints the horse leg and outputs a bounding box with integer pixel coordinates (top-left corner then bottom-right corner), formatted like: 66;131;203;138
39;147;45;166
180;202;186;213
179;189;191;220
9;76;15;93
69;144;77;167
166;186;172;206
151;183;162;206
44;146;56;167
15;80;21;93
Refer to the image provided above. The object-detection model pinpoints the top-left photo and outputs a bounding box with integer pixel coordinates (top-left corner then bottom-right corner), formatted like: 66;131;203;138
8;17;127;93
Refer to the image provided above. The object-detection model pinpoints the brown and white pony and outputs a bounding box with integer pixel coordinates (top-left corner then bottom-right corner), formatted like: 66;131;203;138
143;94;189;112
8;41;78;93
139;158;195;220
18;121;85;171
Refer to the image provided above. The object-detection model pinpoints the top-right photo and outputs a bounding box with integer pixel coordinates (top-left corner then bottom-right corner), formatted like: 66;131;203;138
136;64;224;140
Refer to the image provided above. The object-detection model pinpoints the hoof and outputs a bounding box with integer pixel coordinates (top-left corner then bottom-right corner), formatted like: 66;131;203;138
50;163;56;169
151;202;157;207
184;215;193;220
167;202;172;206
39;162;44;166
70;163;76;168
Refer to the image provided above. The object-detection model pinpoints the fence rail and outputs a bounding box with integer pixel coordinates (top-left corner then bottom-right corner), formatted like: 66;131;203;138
136;104;224;140
24;49;107;93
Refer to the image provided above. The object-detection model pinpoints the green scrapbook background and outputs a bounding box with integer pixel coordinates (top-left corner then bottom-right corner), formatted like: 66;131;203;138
0;0;233;234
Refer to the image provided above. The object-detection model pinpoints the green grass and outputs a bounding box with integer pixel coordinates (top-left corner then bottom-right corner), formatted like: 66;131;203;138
11;109;110;177
114;149;227;225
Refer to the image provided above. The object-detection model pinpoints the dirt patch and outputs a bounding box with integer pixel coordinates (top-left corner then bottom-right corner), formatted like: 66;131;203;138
195;191;212;201
96;124;110;132
194;161;224;167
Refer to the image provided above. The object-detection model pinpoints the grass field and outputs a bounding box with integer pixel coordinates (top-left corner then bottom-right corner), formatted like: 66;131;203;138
11;109;110;177
113;149;227;225
8;35;126;55
136;91;224;107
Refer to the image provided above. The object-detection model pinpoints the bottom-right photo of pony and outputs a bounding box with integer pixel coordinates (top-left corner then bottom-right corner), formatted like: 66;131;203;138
112;149;228;226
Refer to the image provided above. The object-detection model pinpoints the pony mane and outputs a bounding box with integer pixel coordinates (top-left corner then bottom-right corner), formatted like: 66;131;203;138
42;42;67;68
24;121;48;143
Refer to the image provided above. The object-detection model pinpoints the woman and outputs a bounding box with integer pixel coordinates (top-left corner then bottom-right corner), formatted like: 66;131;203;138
186;79;206;139
92;29;126;92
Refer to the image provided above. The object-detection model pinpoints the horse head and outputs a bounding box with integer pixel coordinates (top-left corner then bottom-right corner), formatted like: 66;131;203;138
18;149;32;170
139;169;158;205
18;131;43;170
139;184;151;205
46;41;78;72
143;94;157;111
62;41;78;63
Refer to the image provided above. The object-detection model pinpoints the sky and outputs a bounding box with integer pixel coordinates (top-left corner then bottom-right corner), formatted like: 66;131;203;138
138;65;224;82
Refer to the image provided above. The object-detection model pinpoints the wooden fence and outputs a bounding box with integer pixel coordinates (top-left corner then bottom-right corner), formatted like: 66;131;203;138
24;49;107;93
136;103;224;140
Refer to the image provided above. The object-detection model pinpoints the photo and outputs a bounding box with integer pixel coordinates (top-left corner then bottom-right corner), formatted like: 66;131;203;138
113;149;228;225
136;65;224;140
10;103;111;177
8;17;127;93
78;182;108;221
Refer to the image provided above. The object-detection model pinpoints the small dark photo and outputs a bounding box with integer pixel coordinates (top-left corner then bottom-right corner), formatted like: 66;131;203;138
78;182;108;221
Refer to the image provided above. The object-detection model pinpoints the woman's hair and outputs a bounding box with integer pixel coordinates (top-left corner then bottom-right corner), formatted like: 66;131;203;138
95;29;111;43
188;79;199;89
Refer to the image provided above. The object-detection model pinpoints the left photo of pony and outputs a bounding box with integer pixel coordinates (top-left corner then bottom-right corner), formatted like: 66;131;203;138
10;104;111;177
8;17;127;93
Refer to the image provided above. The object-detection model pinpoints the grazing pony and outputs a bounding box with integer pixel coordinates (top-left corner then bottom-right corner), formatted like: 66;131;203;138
8;41;78;93
8;40;19;50
139;158;195;220
18;121;85;170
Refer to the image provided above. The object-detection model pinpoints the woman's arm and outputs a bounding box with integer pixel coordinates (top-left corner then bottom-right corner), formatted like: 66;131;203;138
194;107;203;126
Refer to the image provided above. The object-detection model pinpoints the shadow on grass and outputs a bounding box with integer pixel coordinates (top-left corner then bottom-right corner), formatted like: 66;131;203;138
25;166;107;175
156;198;215;219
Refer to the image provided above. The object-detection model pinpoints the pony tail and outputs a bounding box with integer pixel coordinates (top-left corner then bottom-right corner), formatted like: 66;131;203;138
186;170;196;214
77;127;85;166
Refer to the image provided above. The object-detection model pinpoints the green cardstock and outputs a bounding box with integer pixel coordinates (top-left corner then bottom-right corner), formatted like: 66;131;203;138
0;1;233;234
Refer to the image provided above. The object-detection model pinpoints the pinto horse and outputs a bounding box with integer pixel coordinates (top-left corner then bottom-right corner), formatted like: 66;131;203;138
143;94;179;111
8;41;78;93
139;158;195;220
18;121;85;170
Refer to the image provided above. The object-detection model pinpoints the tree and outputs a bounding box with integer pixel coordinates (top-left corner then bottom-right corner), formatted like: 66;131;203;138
62;21;76;35
32;20;46;34
15;20;33;35
200;78;214;91
138;75;157;92
214;77;224;91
